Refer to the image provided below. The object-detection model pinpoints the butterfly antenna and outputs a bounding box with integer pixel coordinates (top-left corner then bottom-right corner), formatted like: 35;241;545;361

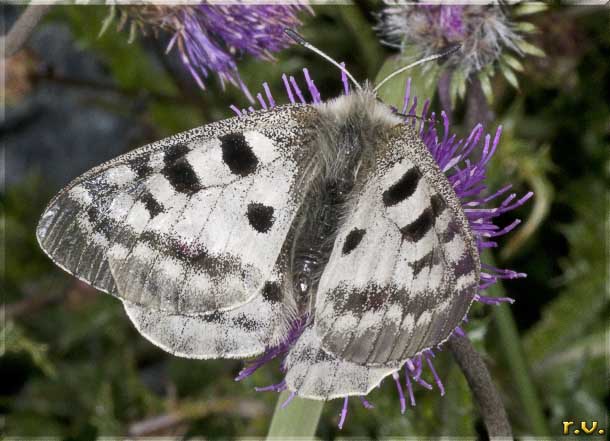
284;29;362;91
373;45;461;93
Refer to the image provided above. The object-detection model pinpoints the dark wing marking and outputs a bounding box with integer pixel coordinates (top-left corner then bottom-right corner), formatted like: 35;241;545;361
37;105;320;316
314;124;480;366
122;242;297;358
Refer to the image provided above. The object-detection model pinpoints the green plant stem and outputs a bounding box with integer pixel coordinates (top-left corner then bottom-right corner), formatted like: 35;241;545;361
266;391;324;439
486;254;550;437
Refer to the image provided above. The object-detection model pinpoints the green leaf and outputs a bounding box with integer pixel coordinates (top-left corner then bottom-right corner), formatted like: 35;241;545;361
533;327;609;374
500;63;520;90
518;40;546;58
514;2;548;16
455;68;467;101
524;177;608;363
61;5;177;95
267;392;324;439
2;321;56;378
488;122;555;259
515;21;538;33
90;382;122;435
3;411;65;437
478;71;494;105
449;68;467;107
97;4;116;38
502;54;525;73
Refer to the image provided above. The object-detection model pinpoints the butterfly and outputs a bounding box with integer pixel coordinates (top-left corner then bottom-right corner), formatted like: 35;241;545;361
36;39;479;401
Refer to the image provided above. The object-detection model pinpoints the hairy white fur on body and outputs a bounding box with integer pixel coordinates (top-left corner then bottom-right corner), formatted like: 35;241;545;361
289;89;403;314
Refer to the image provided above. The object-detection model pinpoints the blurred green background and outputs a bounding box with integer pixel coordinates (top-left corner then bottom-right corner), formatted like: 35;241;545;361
2;3;608;439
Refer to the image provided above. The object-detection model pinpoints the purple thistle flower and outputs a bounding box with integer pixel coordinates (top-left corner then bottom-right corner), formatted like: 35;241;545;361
121;4;310;102
234;68;532;428
376;2;546;100
437;5;466;40
378;4;522;74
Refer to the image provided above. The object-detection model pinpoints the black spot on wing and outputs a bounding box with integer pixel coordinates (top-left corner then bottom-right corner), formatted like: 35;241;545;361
201;310;223;323
162;143;202;194
454;252;475;277
129;153;153;179
342;287;368;313
401;207;434;242
327;283;389;314
262;281;282;303
364;284;389;311
246;202;275;233
440;220;459;243
410;250;435;276
234;313;259;331
169;242;212;267
165;142;189;164
86;206;112;237
87;205;99;224
140;191;164;218
430;194;447;215
220;133;258;177
139;232;247;280
382;167;421;207
342;228;366;255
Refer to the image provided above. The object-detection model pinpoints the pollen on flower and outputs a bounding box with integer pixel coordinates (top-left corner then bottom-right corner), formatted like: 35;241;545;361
234;70;531;429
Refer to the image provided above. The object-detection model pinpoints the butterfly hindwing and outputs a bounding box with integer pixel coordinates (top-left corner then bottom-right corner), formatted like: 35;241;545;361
314;124;480;366
284;327;397;400
37;106;318;318
121;252;294;359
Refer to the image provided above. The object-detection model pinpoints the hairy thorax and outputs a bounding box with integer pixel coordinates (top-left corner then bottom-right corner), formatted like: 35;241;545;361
290;90;402;313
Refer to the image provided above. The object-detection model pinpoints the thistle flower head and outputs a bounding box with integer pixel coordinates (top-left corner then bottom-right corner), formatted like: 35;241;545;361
234;69;532;428
377;2;545;101
114;4;309;101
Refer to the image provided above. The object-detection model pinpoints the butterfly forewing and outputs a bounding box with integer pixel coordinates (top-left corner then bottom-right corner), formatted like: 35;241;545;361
314;124;480;366
37;106;319;316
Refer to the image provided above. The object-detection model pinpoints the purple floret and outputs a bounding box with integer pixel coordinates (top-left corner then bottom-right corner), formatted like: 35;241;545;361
172;4;308;101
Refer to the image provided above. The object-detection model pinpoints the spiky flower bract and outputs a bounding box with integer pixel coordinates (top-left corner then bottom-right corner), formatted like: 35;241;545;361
376;2;546;103
234;69;532;428
106;4;309;101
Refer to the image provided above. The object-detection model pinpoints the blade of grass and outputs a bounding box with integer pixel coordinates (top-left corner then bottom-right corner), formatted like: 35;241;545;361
266;391;324;439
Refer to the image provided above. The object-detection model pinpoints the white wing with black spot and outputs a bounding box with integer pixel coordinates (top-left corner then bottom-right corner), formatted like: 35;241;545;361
37;105;320;357
122;265;292;359
313;125;480;367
